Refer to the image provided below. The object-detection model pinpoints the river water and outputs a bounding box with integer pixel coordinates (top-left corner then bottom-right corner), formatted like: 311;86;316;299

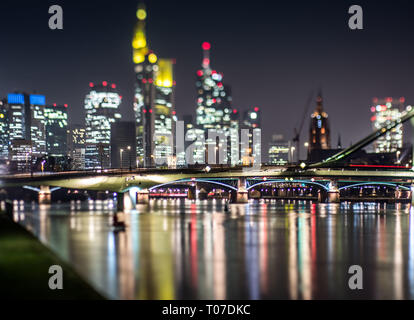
11;199;414;299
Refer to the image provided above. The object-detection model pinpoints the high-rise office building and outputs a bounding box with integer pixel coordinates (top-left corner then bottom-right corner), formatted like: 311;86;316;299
268;134;290;165
29;94;47;159
0;100;9;161
7;93;30;141
370;97;404;153
192;42;238;165
44;104;68;157
132;3;175;167
84;82;122;169
309;93;330;151
241;107;261;165
110;121;136;169
6;93;47;165
67;124;86;170
10;139;32;172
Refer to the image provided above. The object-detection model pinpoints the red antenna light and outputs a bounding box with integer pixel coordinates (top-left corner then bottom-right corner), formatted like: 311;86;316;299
102;81;108;86
64;104;68;108
89;82;94;87
111;84;116;89
172;111;176;115
53;103;57;107
254;107;259;112
233;109;237;114
202;42;211;50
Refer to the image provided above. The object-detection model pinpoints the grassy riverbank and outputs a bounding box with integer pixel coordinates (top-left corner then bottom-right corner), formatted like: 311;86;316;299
0;212;104;299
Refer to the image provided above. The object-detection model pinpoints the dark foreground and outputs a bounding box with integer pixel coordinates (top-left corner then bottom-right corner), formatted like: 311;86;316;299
0;211;103;299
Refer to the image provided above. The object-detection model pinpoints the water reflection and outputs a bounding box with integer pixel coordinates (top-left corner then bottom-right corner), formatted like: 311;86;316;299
10;199;414;300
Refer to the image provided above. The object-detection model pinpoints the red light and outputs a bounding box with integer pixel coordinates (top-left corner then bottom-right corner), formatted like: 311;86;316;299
64;104;68;108
212;98;216;103
53;103;57;107
254;107;259;112
119;95;122;99
89;82;94;87
111;84;116;89
217;82;223;87
172;111;176;115
142;79;147;83
370;106;376;112
149;109;153;113
400;97;405;103
148;78;153;83
143;109;147;113
202;42;211;50
233;109;237;114
102;81;108;86
370;115;376;122
197;70;203;77
202;58;210;65
212;70;217;74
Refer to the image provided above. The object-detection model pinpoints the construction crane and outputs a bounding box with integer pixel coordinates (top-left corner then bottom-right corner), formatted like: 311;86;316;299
292;91;314;162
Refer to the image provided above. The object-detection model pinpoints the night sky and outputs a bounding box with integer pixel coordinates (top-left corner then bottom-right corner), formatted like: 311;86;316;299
1;0;414;159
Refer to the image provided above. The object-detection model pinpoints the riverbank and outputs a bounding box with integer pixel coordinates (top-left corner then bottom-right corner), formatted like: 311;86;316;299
0;211;104;299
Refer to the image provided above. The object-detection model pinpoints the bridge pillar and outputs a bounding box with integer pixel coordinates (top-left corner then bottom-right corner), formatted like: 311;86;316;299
230;177;248;203
395;188;402;200
187;184;198;200
38;186;51;204
411;185;414;205
137;189;149;204
117;191;136;211
327;180;340;203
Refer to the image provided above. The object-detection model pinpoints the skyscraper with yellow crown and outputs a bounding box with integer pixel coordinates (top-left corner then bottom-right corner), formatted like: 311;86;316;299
132;2;176;168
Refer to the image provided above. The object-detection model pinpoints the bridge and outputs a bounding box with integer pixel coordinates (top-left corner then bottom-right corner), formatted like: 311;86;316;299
1;105;414;209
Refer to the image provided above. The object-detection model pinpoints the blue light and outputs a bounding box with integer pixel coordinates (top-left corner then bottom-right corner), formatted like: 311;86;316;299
7;93;25;104
30;95;46;106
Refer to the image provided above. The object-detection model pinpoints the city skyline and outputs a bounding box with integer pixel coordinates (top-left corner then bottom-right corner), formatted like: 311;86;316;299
2;0;414;151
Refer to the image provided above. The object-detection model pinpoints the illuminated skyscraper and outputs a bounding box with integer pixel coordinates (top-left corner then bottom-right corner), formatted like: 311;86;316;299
0;100;9;161
7;93;30;141
44;104;68;157
241;107;261;165
84;82;122;169
370;97;404;153
5;93;47;169
67;124;86;170
132;2;176;167
309;92;330;151
193;42;237;165
268;134;289;165
29;94;47;158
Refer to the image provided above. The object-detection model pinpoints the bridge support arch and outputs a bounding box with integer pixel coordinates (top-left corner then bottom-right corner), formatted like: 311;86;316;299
117;188;140;211
137;189;149;204
327;180;340;203
230;178;248;203
38;186;52;204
